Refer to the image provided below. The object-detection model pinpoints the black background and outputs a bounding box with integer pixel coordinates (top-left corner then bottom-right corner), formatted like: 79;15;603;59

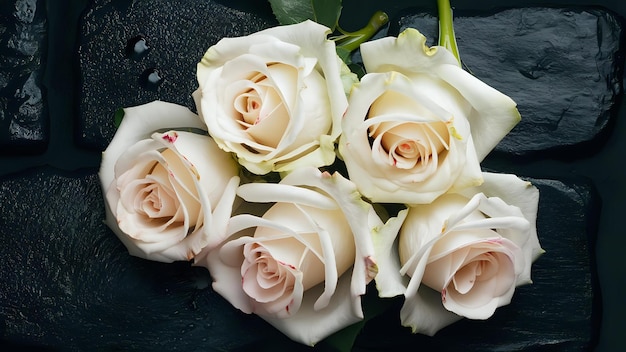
1;0;624;351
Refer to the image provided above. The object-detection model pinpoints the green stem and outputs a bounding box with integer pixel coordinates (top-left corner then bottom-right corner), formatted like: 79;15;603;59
335;11;389;52
437;0;461;65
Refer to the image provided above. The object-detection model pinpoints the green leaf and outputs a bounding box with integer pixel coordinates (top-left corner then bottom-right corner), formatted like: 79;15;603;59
113;108;124;128
312;0;342;30
318;320;365;352
268;0;342;31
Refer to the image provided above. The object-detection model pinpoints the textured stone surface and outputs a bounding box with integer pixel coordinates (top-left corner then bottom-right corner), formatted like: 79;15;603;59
0;0;48;154
0;167;278;351
0;168;600;351
77;0;276;150
390;7;625;159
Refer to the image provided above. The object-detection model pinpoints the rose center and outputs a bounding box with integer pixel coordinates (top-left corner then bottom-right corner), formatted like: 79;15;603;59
125;161;180;222
240;94;263;125
452;254;498;295
140;183;167;216
230;63;295;149
374;121;450;169
241;242;298;312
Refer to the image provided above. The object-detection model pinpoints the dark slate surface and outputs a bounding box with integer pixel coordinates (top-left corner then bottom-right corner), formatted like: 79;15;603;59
389;7;625;159
0;0;48;154
0;167;279;351
76;0;276;150
0;167;600;351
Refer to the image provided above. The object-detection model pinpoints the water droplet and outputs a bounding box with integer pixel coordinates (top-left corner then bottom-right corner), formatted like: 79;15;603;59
139;68;163;91
125;35;150;60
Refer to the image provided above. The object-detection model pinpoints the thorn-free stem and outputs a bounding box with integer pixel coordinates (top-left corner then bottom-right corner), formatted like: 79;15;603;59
437;0;461;65
335;11;389;53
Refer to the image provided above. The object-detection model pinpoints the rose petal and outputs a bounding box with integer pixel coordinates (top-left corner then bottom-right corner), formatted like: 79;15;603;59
99;101;206;192
360;29;518;161
372;209;409;298
400;285;462;336
457;173;543;284
339;72;483;204
237;183;337;210
262;269;362;346
196;21;346;175
433;64;520;160
360;28;460;76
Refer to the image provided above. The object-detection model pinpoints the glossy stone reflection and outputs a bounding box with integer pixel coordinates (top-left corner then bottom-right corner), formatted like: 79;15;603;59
0;0;48;154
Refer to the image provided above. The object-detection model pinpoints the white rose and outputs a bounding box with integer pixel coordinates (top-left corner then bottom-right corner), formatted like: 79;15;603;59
373;172;544;335
194;21;353;175
99;101;240;262
194;167;383;346
339;29;521;204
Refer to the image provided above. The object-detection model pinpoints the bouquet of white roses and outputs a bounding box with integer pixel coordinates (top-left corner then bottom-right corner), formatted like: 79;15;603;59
98;0;543;347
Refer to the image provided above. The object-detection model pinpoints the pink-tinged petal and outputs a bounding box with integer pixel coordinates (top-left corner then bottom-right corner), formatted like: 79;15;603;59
99;101;206;192
280;167;377;300
262;270;363;346
204;246;254;314
457;172;543;284
195;166;382;346
241;243;298;306
452;259;480;294
400;285;463;336
444;258;517;320
396;179;540;333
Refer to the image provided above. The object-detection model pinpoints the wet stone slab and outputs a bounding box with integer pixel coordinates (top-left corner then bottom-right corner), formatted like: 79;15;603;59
77;0;276;150
0;167;278;351
0;0;48;154
390;7;625;159
0;167;600;351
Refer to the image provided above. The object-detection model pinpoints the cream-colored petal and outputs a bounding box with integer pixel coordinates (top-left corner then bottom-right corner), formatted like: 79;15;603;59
433;64;520;161
99;101;206;194
360;28;459;76
372;209;409;298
